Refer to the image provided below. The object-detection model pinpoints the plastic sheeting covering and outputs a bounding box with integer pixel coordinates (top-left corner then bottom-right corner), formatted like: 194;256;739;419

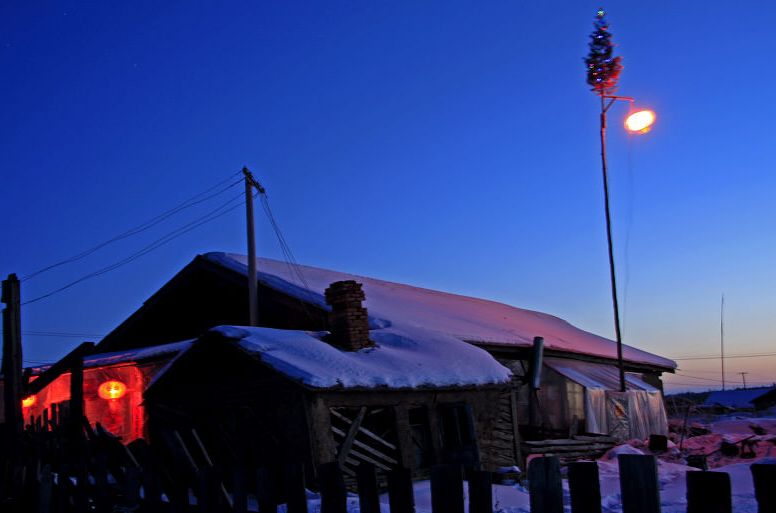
545;358;668;440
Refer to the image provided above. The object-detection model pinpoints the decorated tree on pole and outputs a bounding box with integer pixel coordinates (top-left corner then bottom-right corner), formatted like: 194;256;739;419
584;9;623;96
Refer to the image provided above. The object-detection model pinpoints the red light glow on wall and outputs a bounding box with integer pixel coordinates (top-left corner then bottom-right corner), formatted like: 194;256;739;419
21;395;37;408
98;380;127;400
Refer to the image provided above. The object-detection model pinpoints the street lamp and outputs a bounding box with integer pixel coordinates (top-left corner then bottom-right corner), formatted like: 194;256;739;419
598;94;655;392
625;109;656;134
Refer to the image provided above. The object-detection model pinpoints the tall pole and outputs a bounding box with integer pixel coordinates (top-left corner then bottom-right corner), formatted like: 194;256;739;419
739;372;748;390
2;274;23;485
721;294;725;390
599;96;627;392
243;167;259;327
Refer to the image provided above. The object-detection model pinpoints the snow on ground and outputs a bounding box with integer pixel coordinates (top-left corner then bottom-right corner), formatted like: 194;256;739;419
669;414;776;468
286;414;776;512
290;461;763;513
283;460;758;513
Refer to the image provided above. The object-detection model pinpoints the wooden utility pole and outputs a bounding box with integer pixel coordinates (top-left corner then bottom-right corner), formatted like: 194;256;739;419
2;274;23;483
242;167;264;327
721;294;726;391
739;372;748;390
599;95;627;392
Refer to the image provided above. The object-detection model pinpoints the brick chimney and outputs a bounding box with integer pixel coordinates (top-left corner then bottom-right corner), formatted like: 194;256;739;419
324;280;375;351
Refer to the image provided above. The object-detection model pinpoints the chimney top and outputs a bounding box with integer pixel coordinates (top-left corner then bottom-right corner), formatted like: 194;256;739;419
324;280;374;351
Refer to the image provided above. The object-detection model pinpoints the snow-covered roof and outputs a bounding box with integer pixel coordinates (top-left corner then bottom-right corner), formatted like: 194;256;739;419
212;325;512;389
27;340;192;375
204;252;676;370
704;387;775;409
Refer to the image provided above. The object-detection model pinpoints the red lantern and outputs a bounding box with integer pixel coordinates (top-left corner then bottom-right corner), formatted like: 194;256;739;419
98;380;127;400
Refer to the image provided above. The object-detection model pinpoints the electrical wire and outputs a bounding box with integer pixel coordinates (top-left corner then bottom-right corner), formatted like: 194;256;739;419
23;192;252;305
671;372;774;386
257;189;318;320
22;330;105;338
672;352;776;361
22;171;243;281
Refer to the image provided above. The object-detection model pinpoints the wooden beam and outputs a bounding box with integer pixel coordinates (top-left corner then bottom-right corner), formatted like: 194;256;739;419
393;405;415;470
510;388;523;467
24;342;94;396
336;406;366;467
69;355;84;433
330;408;397;450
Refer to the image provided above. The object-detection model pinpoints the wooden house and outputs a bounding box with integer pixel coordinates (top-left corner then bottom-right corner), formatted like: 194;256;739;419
96;252;674;440
5;251;676;476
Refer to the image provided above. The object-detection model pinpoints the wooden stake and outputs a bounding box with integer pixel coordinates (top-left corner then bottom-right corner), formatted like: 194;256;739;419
2;274;23;478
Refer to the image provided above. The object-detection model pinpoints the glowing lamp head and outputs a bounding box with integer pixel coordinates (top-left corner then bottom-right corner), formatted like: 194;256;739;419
21;395;36;408
98;380;127;400
625;109;656;134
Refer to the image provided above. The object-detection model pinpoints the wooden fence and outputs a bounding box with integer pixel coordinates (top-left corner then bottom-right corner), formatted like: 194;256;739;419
2;414;776;513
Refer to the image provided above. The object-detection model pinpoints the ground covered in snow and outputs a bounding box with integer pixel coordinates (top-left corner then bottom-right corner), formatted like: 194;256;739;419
292;412;776;512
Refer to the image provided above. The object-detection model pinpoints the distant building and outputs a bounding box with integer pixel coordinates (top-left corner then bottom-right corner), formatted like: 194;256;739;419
703;386;776;410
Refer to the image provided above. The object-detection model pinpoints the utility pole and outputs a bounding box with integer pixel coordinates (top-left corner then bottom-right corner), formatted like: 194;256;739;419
242;167;265;327
599;95;626;393
739;372;748;390
2;274;23;487
721;294;726;391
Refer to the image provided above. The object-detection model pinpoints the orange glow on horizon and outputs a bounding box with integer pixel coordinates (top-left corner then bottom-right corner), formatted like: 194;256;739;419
625;110;656;134
21;395;36;408
98;380;127;400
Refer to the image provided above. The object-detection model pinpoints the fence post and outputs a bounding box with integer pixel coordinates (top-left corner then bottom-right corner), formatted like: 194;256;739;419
431;464;464;513
528;456;564;513
686;470;732;513
356;463;381;513
232;465;247;513
568;461;601;513
751;463;776;513
618;455;660;513
468;469;493;513
284;462;308;513
318;462;347;513
196;466;221;513
388;466;415;513
256;466;275;513
38;464;53;513
125;465;143;512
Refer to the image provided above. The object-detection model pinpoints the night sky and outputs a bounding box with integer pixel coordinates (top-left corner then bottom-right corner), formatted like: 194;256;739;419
2;1;775;391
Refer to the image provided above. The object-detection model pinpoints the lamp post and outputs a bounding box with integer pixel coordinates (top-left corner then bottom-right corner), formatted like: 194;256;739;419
585;9;656;392
599;96;656;392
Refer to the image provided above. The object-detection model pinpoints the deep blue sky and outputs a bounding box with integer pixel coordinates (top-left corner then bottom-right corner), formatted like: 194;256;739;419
2;1;775;391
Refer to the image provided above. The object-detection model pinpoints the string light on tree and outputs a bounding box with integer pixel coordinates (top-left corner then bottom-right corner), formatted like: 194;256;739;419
585;8;623;97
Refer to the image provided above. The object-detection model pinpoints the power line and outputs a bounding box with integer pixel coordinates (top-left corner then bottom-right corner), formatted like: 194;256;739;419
22;171;242;281
257;189;318;321
670;372;773;386
23;192;252;305
22;330;105;338
672;352;776;361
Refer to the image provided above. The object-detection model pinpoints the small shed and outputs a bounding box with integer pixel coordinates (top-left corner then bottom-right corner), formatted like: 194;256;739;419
144;313;516;481
750;387;776;411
